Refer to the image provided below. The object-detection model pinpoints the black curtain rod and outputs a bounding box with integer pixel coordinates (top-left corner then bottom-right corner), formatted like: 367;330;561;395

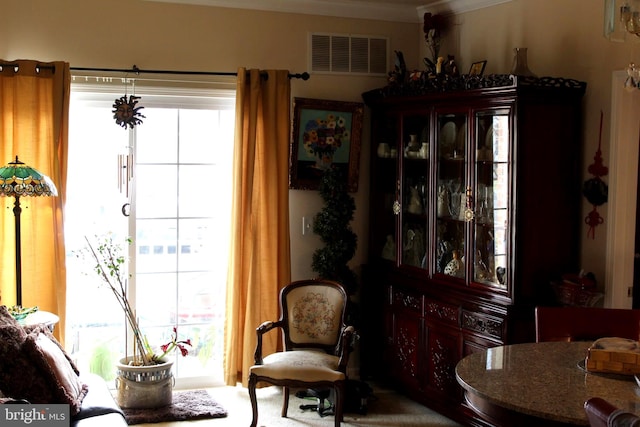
0;62;55;71
0;62;309;80
71;65;310;80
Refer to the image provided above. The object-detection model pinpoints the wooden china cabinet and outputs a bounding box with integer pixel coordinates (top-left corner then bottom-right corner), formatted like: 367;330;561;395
360;75;587;425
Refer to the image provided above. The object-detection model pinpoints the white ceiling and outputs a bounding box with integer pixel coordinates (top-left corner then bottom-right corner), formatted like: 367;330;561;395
144;0;512;23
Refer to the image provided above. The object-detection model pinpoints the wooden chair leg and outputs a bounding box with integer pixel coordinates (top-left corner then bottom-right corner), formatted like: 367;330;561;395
248;375;258;427
281;386;290;417
334;381;344;426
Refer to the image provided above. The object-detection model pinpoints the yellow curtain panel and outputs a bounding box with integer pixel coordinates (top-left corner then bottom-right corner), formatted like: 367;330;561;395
0;59;70;344
224;69;292;387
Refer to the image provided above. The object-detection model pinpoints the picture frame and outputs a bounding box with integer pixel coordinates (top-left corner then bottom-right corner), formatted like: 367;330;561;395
289;97;364;192
469;60;487;76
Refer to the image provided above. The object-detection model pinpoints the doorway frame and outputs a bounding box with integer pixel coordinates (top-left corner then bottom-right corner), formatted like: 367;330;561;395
605;70;640;308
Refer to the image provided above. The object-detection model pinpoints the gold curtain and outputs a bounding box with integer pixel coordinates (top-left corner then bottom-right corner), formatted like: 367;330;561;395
223;69;292;387
0;59;70;343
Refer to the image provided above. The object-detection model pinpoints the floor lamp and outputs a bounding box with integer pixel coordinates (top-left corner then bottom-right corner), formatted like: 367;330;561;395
0;156;57;307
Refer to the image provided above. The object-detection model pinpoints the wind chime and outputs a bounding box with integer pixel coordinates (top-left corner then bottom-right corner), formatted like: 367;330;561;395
583;111;609;239
113;78;144;216
118;148;133;217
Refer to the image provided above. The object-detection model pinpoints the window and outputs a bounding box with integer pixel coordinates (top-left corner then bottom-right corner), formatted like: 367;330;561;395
65;78;235;388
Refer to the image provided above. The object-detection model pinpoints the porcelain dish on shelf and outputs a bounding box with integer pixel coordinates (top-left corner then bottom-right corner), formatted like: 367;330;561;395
440;121;456;152
457;122;467;149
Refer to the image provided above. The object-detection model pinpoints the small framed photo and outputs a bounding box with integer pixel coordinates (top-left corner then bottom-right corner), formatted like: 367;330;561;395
469;60;487;76
289;97;364;192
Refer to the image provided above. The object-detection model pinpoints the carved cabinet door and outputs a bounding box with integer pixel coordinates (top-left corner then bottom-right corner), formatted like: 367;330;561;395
391;309;423;393
424;321;461;401
384;285;424;393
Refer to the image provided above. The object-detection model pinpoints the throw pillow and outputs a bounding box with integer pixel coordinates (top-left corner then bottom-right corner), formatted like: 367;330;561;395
0;306;19;331
23;324;81;375
22;331;88;415
0;305;31;396
0;306;88;415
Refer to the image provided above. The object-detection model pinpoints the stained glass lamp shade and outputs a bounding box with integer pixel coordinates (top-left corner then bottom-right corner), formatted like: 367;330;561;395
0;156;57;307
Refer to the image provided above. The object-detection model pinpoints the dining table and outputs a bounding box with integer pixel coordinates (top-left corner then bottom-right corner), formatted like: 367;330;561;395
455;341;640;426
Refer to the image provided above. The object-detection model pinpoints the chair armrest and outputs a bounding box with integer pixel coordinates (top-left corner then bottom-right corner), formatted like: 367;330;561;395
1;398;30;404
610;410;640;427
585;397;617;427
254;320;283;365
337;325;357;372
584;397;640;427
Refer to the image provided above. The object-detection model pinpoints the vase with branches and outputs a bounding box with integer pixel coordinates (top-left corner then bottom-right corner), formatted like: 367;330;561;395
423;12;450;75
76;233;191;366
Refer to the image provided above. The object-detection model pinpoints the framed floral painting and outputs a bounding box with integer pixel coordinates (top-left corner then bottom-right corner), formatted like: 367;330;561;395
289;97;364;192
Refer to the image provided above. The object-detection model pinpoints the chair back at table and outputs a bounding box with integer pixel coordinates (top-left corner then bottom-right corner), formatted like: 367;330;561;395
535;306;640;342
584;397;640;427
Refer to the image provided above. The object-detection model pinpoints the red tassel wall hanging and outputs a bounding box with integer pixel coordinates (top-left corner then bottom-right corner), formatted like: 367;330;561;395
583;111;609;239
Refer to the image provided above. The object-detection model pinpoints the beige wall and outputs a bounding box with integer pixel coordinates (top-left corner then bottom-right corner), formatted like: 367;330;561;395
1;0;637;299
0;0;418;285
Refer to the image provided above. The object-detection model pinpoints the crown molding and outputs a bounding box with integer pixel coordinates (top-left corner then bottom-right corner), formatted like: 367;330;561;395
417;0;513;16
143;0;513;23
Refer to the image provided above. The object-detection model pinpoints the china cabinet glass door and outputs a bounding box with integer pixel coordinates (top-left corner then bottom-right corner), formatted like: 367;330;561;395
435;112;468;279
371;112;399;263
399;114;430;270
472;110;510;289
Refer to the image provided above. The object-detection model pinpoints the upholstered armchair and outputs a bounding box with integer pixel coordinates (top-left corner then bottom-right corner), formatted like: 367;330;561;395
248;279;355;427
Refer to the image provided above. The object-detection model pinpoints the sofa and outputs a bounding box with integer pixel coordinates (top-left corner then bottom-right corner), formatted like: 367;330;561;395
71;374;127;427
0;305;127;427
2;373;127;427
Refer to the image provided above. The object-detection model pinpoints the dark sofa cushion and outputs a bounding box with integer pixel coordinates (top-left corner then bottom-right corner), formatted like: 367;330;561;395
1;373;126;427
72;373;126;427
0;306;87;415
22;331;89;414
0;306;49;401
73;373;124;421
72;412;128;427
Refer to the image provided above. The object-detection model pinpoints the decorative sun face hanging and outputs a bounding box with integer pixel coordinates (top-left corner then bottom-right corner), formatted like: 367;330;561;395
112;94;145;129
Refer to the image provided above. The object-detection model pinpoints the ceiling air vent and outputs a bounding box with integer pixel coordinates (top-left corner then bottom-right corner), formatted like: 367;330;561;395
310;33;388;76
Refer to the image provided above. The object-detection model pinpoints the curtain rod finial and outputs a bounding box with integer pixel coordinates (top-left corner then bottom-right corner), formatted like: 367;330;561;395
289;72;310;80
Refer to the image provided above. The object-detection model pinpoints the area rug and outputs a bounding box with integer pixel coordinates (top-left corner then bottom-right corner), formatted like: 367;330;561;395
123;390;228;425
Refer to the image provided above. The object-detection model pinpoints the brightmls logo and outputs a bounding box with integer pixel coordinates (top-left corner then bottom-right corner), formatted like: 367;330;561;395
2;405;69;426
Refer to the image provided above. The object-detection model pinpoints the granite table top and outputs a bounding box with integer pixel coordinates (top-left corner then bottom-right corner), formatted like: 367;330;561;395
456;341;640;425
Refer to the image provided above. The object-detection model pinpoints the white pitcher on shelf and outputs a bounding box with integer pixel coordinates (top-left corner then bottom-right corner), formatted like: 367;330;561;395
377;142;390;158
458;193;467;221
408;186;423;214
420;142;429;159
437;185;450;217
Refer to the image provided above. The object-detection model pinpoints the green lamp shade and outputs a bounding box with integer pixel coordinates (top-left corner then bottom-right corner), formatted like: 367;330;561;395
0;156;57;197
